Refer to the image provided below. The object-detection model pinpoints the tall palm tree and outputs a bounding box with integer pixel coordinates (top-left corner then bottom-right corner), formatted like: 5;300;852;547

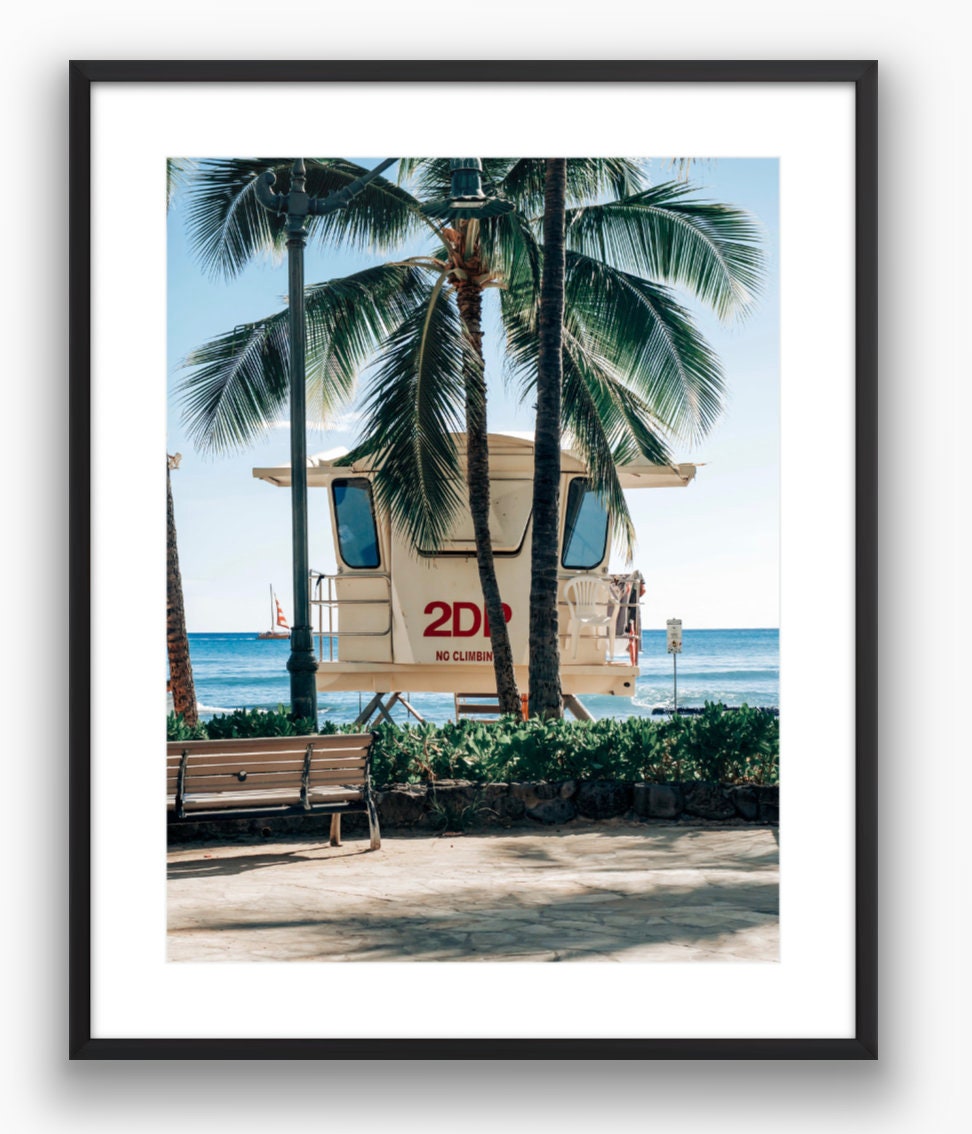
519;171;763;715
166;453;197;725
525;161;764;718
177;158;762;716
438;214;520;712
165;172;199;726
528;159;568;719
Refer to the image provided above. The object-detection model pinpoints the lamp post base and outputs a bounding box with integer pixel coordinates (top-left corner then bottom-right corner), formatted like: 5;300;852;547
287;624;319;722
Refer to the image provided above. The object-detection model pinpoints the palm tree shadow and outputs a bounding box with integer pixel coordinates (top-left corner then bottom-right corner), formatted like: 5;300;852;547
182;874;779;962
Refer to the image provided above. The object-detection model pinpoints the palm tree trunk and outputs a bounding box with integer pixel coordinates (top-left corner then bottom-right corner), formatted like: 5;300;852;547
528;159;567;719
167;457;198;726
454;277;521;717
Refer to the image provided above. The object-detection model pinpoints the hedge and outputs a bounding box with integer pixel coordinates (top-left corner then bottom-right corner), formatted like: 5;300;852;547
166;703;778;787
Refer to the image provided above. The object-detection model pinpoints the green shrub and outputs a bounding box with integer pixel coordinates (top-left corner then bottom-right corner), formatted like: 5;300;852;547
166;705;318;741
167;703;778;787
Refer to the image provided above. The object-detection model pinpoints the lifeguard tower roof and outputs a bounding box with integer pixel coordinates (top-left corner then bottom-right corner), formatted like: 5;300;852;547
252;431;698;489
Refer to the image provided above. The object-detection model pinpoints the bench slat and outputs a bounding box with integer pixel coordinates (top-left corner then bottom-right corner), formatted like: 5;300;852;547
307;758;367;772
182;774;302;793
308;770;368;786
182;788;301;810
182;759;305;776
180;788;362;810
166;734;372;756
182;755;366;773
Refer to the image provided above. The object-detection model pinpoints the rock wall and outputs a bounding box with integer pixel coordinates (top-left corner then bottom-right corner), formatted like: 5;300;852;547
168;780;778;842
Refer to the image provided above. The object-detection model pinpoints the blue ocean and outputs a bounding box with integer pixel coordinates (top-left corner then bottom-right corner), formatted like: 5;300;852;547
185;628;779;725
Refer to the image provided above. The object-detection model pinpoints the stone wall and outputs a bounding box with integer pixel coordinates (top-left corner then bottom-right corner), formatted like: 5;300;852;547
168;779;778;842
381;779;778;827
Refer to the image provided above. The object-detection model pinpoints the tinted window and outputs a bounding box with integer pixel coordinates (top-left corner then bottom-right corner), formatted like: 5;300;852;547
561;478;609;569
333;479;380;569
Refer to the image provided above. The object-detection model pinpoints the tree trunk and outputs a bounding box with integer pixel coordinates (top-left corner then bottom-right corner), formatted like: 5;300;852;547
454;275;522;717
528;159;567;719
167;458;198;726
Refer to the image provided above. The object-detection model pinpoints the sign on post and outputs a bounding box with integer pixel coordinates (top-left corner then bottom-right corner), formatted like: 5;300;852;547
666;618;683;654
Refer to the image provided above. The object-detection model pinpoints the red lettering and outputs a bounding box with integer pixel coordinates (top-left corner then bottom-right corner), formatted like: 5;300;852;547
423;601;451;637
452;601;482;637
425;600;513;638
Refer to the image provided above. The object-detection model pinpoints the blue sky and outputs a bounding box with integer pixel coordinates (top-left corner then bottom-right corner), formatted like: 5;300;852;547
167;158;779;632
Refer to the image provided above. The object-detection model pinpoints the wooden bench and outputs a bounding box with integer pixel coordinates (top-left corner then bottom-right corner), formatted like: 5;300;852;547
166;732;380;850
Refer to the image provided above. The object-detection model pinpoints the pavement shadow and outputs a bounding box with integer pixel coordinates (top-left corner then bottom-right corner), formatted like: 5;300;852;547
167;844;373;879
491;827;780;872
170;872;779;962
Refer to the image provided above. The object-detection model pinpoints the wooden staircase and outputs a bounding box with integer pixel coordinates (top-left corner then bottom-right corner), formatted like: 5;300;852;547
454;693;534;722
453;693;504;722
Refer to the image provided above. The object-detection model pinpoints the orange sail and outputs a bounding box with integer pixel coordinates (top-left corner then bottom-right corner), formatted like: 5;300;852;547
257;586;291;639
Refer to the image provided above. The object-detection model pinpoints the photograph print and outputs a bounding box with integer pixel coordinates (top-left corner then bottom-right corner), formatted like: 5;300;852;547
164;155;780;965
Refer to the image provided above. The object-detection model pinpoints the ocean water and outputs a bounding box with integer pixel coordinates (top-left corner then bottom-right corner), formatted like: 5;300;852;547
184;628;779;725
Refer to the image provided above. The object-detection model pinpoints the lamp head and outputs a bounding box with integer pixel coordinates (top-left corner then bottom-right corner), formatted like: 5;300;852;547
422;158;514;221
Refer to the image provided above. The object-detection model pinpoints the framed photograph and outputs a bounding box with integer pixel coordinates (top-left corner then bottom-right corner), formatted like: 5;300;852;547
70;60;877;1059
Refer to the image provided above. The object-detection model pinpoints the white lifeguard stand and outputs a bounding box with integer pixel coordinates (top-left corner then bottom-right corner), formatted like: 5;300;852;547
252;432;696;723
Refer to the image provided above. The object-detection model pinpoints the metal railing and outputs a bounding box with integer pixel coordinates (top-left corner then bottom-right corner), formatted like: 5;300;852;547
307;570;642;665
310;572;392;663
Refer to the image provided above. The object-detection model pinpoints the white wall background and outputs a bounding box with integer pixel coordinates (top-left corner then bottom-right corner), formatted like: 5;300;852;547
0;1;966;1129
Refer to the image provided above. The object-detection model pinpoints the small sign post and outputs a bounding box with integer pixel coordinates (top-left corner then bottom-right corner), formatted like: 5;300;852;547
666;619;683;712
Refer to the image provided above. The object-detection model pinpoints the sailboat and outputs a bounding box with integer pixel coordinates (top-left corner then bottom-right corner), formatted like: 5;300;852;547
257;586;291;640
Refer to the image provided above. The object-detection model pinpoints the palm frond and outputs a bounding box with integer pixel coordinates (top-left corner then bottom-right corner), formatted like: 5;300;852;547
565;180;765;319
303;158;428;254
179;312;290;453
303;262;432;423
564;251;725;442
352;278;469;550
180;262;429;452
478;207;543;301
559;346;637;557
503;295;674;558
184;158;425;279
499;159;648;217
166;158;195;211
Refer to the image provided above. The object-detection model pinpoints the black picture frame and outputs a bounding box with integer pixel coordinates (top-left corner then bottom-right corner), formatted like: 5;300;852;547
69;58;877;1060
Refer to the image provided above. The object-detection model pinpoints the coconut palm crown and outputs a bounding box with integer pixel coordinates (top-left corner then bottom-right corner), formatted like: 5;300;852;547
179;157;762;552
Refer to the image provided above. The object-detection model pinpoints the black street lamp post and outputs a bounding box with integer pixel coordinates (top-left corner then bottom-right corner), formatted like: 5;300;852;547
255;157;397;721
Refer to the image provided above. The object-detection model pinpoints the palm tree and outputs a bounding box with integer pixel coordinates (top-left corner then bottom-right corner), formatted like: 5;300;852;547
519;169;764;716
176;158;763;716
165;173;199;726
528;159;568;719
166;453;197;726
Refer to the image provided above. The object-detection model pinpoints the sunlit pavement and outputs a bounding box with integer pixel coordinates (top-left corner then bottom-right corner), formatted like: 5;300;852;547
167;823;779;963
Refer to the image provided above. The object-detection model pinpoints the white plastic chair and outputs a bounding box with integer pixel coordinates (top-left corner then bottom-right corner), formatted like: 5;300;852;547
564;575;617;659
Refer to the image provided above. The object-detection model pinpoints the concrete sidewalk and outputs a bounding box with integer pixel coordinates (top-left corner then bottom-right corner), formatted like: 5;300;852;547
168;822;779;963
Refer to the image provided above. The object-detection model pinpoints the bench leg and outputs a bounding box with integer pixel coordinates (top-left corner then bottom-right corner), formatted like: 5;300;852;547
329;814;342;847
366;793;382;851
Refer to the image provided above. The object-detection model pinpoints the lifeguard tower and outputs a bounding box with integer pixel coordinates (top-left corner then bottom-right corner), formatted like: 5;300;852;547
253;433;696;723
